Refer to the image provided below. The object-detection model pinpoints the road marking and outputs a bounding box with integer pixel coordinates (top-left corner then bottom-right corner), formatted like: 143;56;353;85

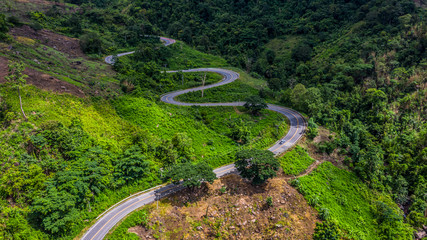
93;38;306;240
270;109;300;153
89;165;236;239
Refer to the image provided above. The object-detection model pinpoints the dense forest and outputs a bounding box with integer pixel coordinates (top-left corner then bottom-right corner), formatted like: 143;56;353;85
0;0;426;239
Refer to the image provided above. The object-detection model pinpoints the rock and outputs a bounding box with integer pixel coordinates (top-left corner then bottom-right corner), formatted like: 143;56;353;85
415;230;426;239
275;224;283;228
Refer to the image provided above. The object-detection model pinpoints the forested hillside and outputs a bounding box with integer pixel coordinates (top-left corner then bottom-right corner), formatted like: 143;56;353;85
0;0;426;239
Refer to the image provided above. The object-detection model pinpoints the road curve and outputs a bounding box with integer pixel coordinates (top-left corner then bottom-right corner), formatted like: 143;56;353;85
81;38;305;240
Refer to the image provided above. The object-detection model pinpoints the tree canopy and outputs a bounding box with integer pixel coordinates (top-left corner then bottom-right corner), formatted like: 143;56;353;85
164;161;217;189
235;149;279;185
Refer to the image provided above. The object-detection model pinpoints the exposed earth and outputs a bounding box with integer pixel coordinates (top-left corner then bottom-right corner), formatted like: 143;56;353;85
0;56;85;98
129;174;319;240
10;25;84;58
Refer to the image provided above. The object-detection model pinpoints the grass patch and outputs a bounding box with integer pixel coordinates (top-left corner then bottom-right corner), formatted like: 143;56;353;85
106;208;149;240
295;162;408;239
176;68;267;103
279;146;315;175
0;85;134;152
166;41;228;70
2;42;116;87
112;97;287;167
264;36;303;61
177;80;259;103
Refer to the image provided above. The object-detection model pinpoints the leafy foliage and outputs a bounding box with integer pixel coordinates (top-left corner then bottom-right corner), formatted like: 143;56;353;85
279;146;315;176
297;162;414;239
235;149;279;185
244;95;268;116
313;221;341;240
165;162;216;189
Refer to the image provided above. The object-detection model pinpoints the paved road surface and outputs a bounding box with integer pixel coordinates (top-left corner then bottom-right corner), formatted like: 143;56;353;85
81;37;305;240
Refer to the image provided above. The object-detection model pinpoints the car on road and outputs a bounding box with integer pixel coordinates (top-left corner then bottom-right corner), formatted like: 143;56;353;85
279;139;285;144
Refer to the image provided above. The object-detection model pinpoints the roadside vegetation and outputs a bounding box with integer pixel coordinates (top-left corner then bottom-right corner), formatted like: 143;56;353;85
293;162;414;239
279;146;315;176
0;0;426;239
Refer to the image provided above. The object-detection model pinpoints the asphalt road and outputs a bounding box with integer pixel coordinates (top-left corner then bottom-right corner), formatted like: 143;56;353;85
81;37;305;240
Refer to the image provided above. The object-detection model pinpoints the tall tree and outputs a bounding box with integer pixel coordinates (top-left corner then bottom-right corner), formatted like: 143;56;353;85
244;95;268;115
235;149;279;185
165;161;216;189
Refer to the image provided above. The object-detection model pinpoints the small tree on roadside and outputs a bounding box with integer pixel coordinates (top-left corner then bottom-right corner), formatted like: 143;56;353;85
165;162;216;189
235;149;279;185
244;95;267;115
5;61;28;120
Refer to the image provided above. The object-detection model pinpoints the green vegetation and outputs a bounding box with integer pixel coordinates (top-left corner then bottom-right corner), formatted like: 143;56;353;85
243;95;268;116
0;82;285;238
0;0;426;238
235;149;279;185
165;162;216;189
5;61;28;120
1;40;117;89
166;42;227;69
107;208;149;240
177;80;259;103
294;162;413;239
0;13;11;42
313;221;341;240
279;146;315;176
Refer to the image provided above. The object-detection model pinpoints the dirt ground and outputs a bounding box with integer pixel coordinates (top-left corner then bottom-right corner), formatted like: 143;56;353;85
130;174;319;240
303;127;346;166
0;56;85;98
10;26;84;58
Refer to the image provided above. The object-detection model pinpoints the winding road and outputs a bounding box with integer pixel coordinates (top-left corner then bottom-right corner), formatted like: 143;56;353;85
81;37;306;240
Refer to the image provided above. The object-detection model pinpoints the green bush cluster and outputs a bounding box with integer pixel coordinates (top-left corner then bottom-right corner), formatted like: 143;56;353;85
279;146;315;176
296;162;414;239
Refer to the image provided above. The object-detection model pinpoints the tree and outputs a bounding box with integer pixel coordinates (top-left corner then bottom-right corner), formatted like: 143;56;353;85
5;61;28;120
290;83;307;111
235;149;279;185
31;187;80;234
313;221;341;240
0;13;10;41
244;95;268;115
164;162;216;189
79;32;102;54
115;145;150;183
291;42;312;62
307;118;319;139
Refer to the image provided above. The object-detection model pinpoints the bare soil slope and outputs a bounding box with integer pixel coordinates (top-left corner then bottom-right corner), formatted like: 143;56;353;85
0;56;85;97
131;174;318;240
10;26;84;58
